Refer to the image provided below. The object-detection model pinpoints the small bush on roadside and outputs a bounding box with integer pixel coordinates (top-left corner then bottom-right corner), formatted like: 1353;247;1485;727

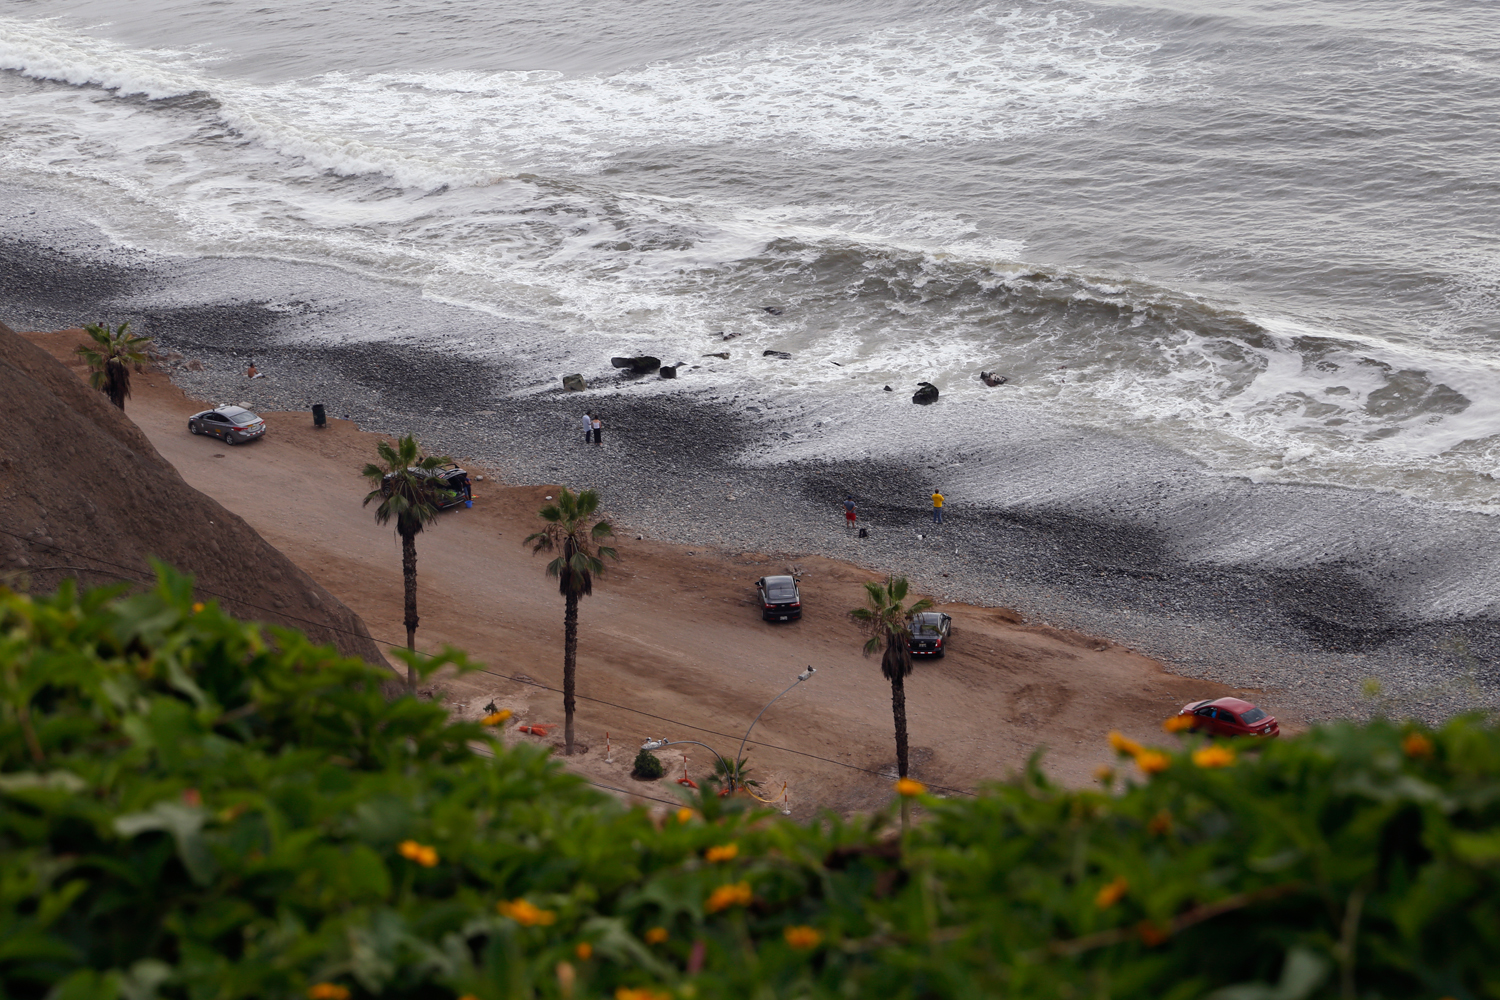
4;569;1500;999
631;747;664;780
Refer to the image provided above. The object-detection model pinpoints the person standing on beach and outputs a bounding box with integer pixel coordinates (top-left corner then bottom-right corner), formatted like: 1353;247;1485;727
591;415;603;446
931;489;944;525
582;412;593;444
843;495;857;528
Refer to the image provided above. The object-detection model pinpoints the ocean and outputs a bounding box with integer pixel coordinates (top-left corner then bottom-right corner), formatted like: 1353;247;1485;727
4;0;1498;503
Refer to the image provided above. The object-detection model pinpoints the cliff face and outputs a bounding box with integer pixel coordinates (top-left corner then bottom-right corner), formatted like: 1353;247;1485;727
0;321;388;665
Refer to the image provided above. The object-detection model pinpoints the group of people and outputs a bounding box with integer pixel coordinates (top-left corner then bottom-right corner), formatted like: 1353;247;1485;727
581;412;604;445
843;489;945;529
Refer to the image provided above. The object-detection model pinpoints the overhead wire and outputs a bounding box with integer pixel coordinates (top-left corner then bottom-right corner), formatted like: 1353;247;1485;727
3;527;978;797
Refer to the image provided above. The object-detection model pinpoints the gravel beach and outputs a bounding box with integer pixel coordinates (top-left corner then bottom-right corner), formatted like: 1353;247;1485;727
3;207;1498;727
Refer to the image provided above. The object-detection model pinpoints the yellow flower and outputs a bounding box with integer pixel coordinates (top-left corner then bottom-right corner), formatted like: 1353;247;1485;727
1192;746;1236;769
706;881;753;913
1108;731;1143;757
644;926;669;944
1161;715;1196;733
458;995;480;1000
482;709;513;726
784;925;823;949
398;840;439;867
1147;810;1173;836
1402;732;1434;759
894;777;926;797
1135;751;1171;774
192;602;205;614
1093;765;1115;785
1094;876;1129;909
704;843;739;863
497;898;556;926
575;941;593;960
307;985;349;1000
676;807;695;824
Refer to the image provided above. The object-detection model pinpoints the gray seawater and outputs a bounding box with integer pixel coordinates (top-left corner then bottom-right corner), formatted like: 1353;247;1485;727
3;0;1498;501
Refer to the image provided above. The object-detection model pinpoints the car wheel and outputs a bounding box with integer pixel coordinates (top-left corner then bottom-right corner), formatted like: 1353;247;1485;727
226;433;238;445
189;420;200;434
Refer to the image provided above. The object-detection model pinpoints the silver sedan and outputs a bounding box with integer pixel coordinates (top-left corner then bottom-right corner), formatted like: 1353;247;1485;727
188;406;266;445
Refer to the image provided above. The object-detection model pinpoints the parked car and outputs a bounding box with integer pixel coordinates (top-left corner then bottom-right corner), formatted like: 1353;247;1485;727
755;575;802;621
188;406;266;445
380;464;472;510
1176;697;1280;737
909;612;952;657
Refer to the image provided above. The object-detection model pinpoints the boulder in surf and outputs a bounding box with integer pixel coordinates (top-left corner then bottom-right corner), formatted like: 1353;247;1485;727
611;356;661;374
912;382;939;405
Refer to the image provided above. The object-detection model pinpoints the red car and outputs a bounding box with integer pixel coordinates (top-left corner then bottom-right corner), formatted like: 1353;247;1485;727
1177;697;1280;738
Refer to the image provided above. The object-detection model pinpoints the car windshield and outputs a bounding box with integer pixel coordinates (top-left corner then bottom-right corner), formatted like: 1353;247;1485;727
1240;708;1267;724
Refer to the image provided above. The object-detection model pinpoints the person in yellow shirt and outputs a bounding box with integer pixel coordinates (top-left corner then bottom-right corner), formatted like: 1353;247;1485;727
931;489;944;525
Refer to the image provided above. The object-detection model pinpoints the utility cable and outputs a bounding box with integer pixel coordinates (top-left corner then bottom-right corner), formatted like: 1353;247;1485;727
3;529;977;797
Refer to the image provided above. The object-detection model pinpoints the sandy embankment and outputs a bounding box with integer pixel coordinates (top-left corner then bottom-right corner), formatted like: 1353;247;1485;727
25;329;1259;815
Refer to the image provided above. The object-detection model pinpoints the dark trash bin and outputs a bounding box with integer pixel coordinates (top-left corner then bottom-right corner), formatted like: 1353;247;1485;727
312;403;327;428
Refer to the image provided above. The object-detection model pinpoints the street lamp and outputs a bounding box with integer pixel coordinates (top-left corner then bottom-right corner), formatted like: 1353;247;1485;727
641;667;816;794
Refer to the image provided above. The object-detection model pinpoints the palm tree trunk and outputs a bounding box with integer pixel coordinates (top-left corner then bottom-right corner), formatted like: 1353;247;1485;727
105;360;127;410
890;664;909;779
563;591;579;755
401;527;419;692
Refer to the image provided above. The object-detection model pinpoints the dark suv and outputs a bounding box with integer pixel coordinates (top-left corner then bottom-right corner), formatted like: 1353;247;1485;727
909;612;951;657
381;464;472;510
756;575;802;622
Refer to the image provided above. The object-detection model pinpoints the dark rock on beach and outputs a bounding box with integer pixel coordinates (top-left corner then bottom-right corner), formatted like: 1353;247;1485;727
763;350;792;360
562;373;586;391
611;355;661;374
659;364;678;379
912;382;939;405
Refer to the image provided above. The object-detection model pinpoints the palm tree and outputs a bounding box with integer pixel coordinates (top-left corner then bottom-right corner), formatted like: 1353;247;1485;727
361;435;455;691
851;575;933;780
525;487;617;755
75;321;152;410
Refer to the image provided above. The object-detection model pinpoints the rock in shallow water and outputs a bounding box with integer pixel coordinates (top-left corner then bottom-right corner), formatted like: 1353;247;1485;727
610;356;661;374
763;350;792;360
980;371;1008;387
912;382;939;405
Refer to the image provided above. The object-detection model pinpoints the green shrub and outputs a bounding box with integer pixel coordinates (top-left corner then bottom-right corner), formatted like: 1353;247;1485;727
631;747;664;780
3;569;1500;999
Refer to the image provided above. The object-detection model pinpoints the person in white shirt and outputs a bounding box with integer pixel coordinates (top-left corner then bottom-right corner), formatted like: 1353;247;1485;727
582;412;592;444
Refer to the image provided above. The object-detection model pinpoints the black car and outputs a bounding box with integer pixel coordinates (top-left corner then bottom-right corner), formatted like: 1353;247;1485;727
381;464;472;510
187;406;266;445
756;575;802;621
908;612;952;657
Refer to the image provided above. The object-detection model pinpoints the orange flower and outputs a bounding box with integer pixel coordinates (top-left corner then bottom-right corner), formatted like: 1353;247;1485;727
1108;731;1143;757
307;985;350;1000
894;777;926;797
1095;876;1129;909
398;840;439;867
706;881;753;913
1093;765;1115;785
1135;751;1171;774
1137;920;1170;947
615;989;670;1000
181;788;202;808
1192;746;1236;769
644;926;669;945
704;843;739;863
497;898;556;926
192;602;205;614
458;995;480;1000
482;709;512;726
676;807;695;824
574;942;593;960
1402;732;1434;758
1161;715;1196;733
1146;810;1173;836
784;925;823;949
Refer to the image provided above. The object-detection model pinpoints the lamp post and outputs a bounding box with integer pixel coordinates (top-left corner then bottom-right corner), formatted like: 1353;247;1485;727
640;667;816;794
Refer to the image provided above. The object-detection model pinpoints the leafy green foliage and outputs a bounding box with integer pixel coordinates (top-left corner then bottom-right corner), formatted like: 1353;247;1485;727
631;748;664;781
4;570;1500;999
